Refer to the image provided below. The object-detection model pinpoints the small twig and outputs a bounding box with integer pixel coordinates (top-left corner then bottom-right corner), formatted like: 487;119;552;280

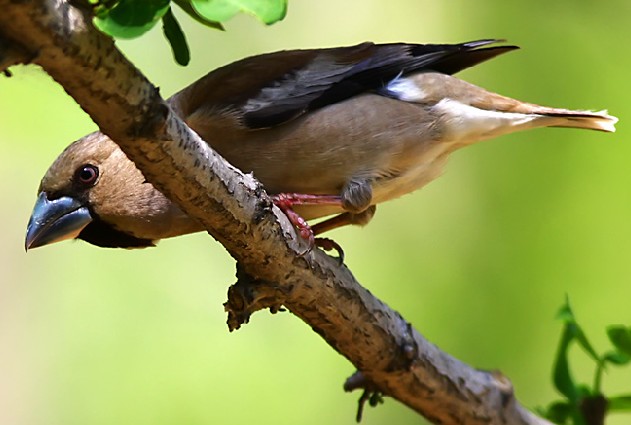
580;395;607;425
343;371;384;422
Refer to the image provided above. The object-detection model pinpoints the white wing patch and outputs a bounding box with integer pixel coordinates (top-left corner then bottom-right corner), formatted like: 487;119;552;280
381;75;427;102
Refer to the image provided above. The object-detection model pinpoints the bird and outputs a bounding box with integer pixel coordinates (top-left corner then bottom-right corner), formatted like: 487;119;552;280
25;39;618;254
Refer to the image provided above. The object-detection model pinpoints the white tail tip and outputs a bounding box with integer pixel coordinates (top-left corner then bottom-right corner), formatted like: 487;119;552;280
590;110;618;132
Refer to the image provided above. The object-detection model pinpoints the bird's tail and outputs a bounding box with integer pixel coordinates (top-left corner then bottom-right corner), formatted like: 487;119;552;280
519;107;617;132
449;77;619;136
396;72;619;142
458;83;619;133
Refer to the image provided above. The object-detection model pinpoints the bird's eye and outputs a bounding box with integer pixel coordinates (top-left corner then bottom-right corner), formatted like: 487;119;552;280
75;164;99;187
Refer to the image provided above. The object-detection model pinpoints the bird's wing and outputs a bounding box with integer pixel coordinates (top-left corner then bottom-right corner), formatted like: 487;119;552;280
169;40;518;129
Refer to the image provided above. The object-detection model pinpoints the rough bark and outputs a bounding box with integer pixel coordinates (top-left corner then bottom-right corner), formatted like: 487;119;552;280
0;1;552;423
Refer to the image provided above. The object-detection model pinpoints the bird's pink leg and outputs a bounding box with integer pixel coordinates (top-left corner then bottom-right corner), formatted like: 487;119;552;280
271;193;345;260
272;193;343;208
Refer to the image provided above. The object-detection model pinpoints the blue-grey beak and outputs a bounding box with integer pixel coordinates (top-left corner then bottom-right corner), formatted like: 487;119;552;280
25;192;93;250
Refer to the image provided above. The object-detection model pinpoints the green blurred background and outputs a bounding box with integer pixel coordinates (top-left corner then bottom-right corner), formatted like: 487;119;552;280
1;1;630;424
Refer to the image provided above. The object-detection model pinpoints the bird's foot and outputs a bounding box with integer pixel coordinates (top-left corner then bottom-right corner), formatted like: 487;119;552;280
271;193;344;262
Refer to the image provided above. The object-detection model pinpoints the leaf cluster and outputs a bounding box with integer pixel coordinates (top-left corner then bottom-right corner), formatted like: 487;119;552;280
77;0;287;65
540;297;631;425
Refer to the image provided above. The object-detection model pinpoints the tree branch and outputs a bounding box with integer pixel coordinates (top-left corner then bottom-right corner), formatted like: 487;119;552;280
0;1;552;423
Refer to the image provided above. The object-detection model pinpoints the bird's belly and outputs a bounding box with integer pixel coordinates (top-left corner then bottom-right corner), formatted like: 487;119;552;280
294;142;457;221
371;141;457;205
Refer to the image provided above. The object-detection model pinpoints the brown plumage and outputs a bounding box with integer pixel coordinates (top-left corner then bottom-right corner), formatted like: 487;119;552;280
25;40;617;251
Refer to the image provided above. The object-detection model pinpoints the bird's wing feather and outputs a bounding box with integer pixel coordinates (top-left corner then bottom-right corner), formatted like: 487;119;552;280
170;40;518;129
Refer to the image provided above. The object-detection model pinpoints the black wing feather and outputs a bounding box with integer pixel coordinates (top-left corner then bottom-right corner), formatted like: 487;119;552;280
242;39;517;128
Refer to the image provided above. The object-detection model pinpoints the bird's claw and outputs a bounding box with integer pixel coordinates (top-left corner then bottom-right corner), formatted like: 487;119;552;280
296;236;344;264
315;237;345;264
272;193;345;263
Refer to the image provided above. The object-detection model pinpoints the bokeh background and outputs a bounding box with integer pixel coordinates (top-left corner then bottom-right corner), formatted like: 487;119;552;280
1;1;630;424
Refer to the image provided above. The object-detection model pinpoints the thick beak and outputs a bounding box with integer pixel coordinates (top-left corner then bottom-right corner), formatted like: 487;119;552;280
25;192;93;250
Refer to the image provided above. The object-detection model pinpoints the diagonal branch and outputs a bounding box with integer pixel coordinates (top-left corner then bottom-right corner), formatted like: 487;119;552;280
0;1;552;423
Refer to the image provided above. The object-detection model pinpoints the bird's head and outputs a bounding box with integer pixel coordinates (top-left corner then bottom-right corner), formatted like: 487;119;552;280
25;132;203;250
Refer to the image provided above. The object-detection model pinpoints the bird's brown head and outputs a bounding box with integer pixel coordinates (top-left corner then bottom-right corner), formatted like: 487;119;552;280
25;132;202;250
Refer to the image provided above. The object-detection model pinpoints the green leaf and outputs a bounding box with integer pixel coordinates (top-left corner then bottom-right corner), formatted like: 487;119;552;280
608;395;631;411
94;0;171;39
162;8;190;66
172;0;224;29
551;297;599;405
556;297;599;362
576;384;594;398
556;297;575;323
191;0;287;24
553;323;578;401
607;325;631;356
603;350;631;365
542;401;572;424
575;326;600;363
553;298;578;400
